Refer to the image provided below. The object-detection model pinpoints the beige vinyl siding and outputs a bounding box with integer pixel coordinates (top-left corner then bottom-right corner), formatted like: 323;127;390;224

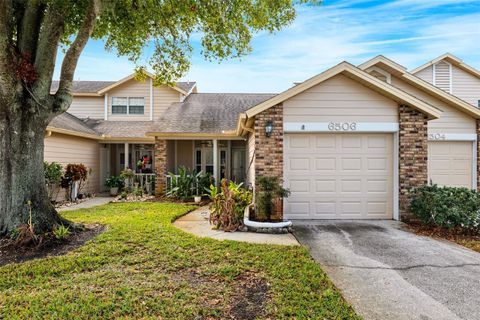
451;65;480;106
175;140;193;170
414;65;433;84
390;75;476;134
246;131;255;187
433;61;451;93
283;74;398;123
44;133;100;201
108;79;150;121
153;86;181;118
67;96;104;119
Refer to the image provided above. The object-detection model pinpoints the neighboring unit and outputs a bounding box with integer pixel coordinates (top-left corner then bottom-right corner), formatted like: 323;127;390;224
46;53;480;221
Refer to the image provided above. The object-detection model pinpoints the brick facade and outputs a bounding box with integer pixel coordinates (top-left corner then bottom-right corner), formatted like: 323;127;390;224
254;104;284;183
477;120;480;191
154;138;167;195
398;105;428;218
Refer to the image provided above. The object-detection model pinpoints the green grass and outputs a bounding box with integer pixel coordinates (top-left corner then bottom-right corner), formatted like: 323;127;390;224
0;202;360;319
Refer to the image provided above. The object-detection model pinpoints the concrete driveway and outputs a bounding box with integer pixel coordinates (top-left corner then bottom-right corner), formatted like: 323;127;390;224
293;220;480;320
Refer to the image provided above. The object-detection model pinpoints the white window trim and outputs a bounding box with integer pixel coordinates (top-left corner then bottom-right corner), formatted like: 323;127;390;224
111;96;146;115
365;66;391;84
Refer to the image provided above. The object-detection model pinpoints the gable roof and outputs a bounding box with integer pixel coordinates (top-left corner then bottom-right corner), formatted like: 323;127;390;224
411;53;480;79
245;61;442;119
47;112;100;139
359;55;480;119
147;93;275;137
96;71;194;96
50;76;196;97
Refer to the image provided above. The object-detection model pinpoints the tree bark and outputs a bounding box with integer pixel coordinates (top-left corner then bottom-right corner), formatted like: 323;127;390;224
0;97;64;236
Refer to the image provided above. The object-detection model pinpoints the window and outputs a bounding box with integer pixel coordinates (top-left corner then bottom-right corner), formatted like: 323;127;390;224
111;97;145;115
129;97;145;114
477;100;480;108
112;97;127;114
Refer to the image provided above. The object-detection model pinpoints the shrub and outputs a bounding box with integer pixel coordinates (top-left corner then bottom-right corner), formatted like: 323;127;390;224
53;225;71;240
410;184;480;232
255;176;290;221
44;161;63;202
209;179;252;232
63;163;89;200
166;166;198;200
105;176;124;189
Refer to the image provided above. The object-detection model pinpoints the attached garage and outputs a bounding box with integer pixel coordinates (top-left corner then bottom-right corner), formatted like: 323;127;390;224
284;133;394;219
428;140;475;188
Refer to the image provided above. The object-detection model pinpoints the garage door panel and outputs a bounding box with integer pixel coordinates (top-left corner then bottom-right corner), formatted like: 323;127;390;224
285;133;393;219
428;141;472;188
314;158;336;171
315;179;336;193
341;158;362;171
315;135;336;149
289;179;310;193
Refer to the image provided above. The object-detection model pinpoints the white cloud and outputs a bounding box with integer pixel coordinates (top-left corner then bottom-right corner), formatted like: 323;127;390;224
67;1;480;93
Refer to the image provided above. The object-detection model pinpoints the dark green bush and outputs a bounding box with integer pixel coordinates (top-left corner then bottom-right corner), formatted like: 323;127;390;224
409;184;480;232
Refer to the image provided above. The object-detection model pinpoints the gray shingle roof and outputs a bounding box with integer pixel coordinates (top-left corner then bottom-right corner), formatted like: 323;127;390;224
50;80;196;94
91;120;155;138
150;93;276;134
50;81;115;93
48;112;98;135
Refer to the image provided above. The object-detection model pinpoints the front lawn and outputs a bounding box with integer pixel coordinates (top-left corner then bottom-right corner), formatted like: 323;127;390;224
0;202;360;319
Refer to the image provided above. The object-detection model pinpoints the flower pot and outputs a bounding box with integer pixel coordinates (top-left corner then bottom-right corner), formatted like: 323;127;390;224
271;197;283;222
194;196;202;203
110;187;119;196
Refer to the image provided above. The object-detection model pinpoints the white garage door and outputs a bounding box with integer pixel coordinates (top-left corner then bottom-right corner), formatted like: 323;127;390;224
428;141;473;188
284;133;393;219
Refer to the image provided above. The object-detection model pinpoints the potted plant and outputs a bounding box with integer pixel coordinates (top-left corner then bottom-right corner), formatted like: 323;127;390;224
120;168;135;191
255;176;290;222
105;176;123;196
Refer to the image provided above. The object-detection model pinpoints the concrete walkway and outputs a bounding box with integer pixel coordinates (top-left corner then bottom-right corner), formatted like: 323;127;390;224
174;206;299;246
293;220;480;320
58;197;113;211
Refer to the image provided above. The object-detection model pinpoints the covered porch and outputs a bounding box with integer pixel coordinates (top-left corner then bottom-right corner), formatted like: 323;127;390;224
155;138;249;194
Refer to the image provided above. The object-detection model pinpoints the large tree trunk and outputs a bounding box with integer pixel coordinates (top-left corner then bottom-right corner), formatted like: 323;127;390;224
0;99;64;236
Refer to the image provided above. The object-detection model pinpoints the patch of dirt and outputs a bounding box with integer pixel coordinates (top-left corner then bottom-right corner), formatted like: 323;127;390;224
229;273;270;320
172;270;270;319
405;221;480;252
0;224;105;266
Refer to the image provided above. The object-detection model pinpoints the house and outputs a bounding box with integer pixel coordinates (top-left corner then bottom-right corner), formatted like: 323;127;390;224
46;53;480;221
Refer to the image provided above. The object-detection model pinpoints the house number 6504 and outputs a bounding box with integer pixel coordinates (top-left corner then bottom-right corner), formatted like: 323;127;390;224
328;122;357;131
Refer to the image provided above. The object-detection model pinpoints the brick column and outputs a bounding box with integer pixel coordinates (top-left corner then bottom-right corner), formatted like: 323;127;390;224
477;120;480;191
398;105;428;219
254;104;283;182
154;138;167;195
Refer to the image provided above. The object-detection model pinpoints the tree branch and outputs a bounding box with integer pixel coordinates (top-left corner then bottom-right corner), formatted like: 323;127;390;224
0;0;15;100
31;4;65;101
18;1;45;59
54;0;101;114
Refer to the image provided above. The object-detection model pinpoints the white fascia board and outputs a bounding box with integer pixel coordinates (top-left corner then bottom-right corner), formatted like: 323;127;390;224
284;122;399;133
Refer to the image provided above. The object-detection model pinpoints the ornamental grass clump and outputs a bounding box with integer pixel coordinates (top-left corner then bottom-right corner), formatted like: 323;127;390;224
209;179;252;232
410;184;480;233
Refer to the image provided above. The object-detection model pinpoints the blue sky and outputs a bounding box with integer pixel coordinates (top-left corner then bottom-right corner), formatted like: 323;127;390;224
54;0;480;93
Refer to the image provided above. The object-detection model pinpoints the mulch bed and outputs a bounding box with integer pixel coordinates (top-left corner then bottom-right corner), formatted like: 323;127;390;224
0;224;105;266
151;196;211;206
405;220;480;253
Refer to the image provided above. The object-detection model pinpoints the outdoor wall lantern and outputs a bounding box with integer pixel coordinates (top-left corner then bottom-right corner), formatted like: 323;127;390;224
265;120;273;137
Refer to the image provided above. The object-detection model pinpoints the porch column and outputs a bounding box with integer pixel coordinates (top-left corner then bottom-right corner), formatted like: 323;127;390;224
213;139;218;184
124;142;129;169
154;138;167;195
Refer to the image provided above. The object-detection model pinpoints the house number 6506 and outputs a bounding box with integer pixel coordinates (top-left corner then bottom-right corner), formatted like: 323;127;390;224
328;122;357;131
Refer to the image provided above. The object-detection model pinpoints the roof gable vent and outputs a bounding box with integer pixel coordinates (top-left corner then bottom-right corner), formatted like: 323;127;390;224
433;60;452;93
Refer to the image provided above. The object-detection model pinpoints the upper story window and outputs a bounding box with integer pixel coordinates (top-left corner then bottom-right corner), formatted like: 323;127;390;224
111;97;145;115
